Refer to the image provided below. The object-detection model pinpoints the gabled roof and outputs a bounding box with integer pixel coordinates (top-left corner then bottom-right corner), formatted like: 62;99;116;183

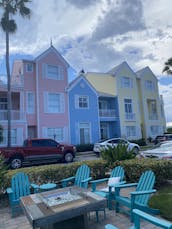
85;72;116;96
108;61;129;75
66;74;98;96
35;45;70;67
136;66;158;81
108;61;138;78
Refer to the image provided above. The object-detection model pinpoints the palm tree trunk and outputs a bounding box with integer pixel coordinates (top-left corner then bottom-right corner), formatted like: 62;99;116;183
6;30;11;147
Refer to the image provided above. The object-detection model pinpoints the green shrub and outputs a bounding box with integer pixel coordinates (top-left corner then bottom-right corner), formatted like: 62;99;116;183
101;144;135;167
113;158;172;187
149;185;172;221
2;158;172;191
76;144;94;152
0;125;3;143
3;160;107;190
0;155;8;193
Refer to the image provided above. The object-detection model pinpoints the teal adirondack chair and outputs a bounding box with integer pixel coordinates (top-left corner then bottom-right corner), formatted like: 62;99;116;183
61;164;92;189
90;166;125;222
105;209;172;229
115;170;159;222
6;172;39;217
91;166;125;210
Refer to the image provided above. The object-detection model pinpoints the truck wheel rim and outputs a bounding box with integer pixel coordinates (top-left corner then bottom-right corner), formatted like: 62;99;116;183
12;159;21;168
65;153;72;162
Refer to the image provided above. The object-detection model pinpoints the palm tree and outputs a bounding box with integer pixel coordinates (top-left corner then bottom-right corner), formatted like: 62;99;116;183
0;0;31;147
162;57;172;75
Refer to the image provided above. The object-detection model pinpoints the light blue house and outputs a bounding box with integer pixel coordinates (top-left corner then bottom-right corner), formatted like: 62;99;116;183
67;74;100;145
67;73;121;145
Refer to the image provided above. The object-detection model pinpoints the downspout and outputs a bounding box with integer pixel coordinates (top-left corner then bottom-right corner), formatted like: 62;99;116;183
36;62;40;137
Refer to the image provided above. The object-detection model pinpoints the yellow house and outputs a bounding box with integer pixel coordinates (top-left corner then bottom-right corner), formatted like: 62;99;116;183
85;62;166;140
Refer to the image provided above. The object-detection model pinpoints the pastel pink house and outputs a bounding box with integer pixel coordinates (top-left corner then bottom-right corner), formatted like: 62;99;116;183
0;46;70;146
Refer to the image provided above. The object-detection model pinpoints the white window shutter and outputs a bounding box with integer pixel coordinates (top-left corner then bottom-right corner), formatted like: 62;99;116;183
131;78;133;88
60;93;65;113
59;66;64;80
44;92;48;113
42;127;47;138
17;128;23;146
42;64;47;78
75;95;79;108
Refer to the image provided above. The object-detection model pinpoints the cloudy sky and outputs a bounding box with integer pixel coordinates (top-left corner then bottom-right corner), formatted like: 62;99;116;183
0;0;172;124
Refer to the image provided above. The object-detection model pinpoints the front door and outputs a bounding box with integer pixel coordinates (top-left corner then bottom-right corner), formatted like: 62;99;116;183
28;126;37;138
79;122;90;144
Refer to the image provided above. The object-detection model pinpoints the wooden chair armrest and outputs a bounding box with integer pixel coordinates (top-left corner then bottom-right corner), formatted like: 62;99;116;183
91;178;108;192
132;209;172;228
81;177;92;183
131;189;156;196
61;176;75;187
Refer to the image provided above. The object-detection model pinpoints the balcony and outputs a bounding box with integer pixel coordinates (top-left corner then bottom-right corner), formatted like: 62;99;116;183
99;109;117;117
0;110;25;121
125;113;136;121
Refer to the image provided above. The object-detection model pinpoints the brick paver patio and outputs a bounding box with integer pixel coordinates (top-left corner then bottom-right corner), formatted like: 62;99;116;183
0;185;161;229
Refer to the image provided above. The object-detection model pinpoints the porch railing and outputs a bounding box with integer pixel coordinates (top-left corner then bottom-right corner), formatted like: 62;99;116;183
99;109;117;117
0;110;25;121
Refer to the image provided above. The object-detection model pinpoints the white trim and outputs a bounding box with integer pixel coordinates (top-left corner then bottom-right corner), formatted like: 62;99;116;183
36;62;40;137
26;91;35;114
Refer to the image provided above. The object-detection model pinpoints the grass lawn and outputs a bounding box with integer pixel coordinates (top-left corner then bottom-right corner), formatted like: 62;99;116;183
149;184;172;221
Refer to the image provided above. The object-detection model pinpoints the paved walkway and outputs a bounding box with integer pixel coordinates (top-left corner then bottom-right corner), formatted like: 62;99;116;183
0;186;160;229
0;205;160;229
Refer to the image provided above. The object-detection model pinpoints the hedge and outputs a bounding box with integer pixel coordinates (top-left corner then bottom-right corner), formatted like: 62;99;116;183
2;159;107;191
113;158;172;187
2;158;172;192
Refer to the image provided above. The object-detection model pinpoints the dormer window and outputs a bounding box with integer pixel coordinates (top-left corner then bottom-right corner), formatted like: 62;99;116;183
26;63;33;72
145;80;155;91
121;76;133;88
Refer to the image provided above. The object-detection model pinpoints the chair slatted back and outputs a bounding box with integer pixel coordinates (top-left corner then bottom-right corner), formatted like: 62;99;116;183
11;172;30;200
135;170;155;205
74;164;90;188
110;166;125;181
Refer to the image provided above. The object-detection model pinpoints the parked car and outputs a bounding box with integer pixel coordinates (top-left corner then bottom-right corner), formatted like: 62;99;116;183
140;141;172;160
153;134;172;144
93;138;140;156
0;138;76;169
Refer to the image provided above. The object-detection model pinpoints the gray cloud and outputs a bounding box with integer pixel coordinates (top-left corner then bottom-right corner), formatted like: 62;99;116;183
91;0;145;41
65;0;100;9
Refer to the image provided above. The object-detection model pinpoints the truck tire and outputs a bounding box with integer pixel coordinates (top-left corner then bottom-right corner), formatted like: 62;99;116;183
63;152;74;163
10;157;23;169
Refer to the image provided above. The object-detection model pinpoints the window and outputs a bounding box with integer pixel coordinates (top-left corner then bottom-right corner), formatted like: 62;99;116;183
121;77;133;88
46;65;63;80
79;122;90;144
75;95;89;108
26;63;33;72
126;126;136;137
145;80;155;91
47;93;61;113
124;99;135;120
47;128;64;141
26;92;35;113
0;97;7;110
1;129;17;145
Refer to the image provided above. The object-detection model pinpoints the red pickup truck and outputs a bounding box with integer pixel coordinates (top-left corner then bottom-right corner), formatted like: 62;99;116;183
0;138;76;169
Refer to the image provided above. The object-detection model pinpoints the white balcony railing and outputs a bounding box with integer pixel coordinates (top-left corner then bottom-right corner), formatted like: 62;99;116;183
99;109;117;117
125;113;136;121
0;110;25;121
